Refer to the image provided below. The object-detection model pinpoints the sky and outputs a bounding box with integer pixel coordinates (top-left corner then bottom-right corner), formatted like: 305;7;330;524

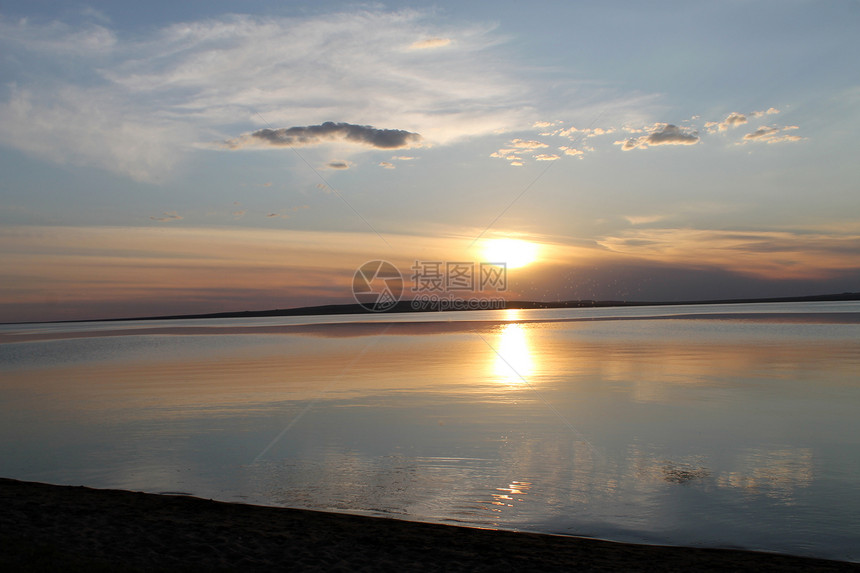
1;1;859;322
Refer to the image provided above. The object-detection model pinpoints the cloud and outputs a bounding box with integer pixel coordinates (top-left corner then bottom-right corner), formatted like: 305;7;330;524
493;134;593;165
509;139;549;149
264;206;306;218
741;125;803;144
705;112;748;133
0;18;117;56
0;85;191;182
616;124;699;150
326;160;351;170
597;227;860;280
226;122;422;150
489;137;554;165
555;126;580;138
544;124;616;140
391;155;415;161
409;37;452;49
0;11;534;180
559;146;583;157
587;127;615;137
491;138;551;166
624;214;665;225
379;161;395;169
750;107;780;117
232;210;246;218
149;211;183;222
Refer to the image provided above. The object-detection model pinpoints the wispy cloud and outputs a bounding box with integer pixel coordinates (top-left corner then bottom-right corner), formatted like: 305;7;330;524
0;11;533;180
598;228;859;279
616;124;699;150
378;161;396;169
0;18;117;56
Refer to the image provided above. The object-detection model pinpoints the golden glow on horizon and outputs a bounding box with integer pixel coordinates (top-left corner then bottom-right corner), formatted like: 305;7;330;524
4;222;860;323
492;322;535;385
481;238;540;269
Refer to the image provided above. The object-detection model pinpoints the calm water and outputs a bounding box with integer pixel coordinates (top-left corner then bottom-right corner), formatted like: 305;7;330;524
1;302;859;561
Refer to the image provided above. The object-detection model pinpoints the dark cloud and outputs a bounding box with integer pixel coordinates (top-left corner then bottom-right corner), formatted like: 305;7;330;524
512;261;860;304
149;211;182;222
617;124;699;150
226;122;422;150
327;160;350;170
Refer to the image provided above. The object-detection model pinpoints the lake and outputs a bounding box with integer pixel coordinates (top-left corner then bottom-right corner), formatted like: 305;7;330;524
1;301;859;562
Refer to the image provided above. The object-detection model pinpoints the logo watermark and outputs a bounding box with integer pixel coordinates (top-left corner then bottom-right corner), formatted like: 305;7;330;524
352;260;404;312
352;260;508;312
410;261;507;292
410;294;506;311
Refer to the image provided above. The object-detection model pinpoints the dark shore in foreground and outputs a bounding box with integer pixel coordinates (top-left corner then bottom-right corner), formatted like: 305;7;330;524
1;478;856;572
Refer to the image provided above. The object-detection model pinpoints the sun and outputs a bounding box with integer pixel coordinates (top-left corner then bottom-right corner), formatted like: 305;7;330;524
481;238;539;269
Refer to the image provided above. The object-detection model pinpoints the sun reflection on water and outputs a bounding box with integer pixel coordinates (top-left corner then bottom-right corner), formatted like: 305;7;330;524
492;322;535;385
491;480;532;508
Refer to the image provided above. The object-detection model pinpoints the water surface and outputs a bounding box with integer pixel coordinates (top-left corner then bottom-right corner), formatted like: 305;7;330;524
1;302;858;561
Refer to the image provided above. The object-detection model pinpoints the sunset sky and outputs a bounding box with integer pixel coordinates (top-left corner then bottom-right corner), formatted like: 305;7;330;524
1;1;859;322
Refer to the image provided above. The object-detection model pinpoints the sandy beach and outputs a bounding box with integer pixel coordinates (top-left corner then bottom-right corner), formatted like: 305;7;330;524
1;478;856;572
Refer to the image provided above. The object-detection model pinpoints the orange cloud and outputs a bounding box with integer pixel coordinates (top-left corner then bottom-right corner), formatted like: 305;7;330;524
740;125;803;144
409;37;452;50
0;226;525;320
597;228;860;279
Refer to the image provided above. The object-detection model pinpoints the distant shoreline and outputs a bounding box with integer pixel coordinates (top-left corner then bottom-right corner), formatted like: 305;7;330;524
10;291;859;326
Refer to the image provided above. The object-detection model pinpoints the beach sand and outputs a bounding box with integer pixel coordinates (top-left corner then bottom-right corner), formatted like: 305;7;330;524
1;478;856;572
